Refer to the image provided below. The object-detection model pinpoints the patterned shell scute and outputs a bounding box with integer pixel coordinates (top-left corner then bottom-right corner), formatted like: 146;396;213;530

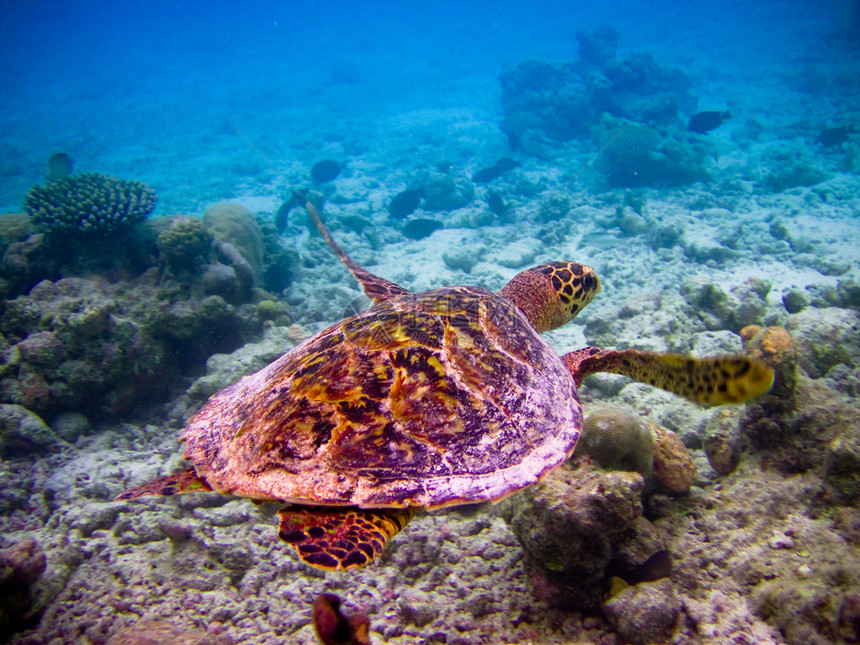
182;286;582;509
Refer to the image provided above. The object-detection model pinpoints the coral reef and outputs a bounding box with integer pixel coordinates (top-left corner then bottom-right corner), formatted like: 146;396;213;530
498;27;704;186
597;120;709;188
0;277;260;418
24;173;157;235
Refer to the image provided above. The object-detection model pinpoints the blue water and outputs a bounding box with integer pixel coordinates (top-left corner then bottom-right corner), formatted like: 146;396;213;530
1;0;855;214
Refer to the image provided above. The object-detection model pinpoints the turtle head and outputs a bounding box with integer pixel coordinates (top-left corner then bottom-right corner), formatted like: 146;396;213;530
499;261;601;333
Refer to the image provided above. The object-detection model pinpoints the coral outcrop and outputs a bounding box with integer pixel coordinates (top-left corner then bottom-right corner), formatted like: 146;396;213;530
578;405;654;476
24;173;157;235
0;277;260;418
0;539;46;639
505;461;667;610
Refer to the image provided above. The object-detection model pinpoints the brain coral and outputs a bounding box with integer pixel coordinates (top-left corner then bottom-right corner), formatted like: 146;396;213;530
580;405;655;476
24;172;157;234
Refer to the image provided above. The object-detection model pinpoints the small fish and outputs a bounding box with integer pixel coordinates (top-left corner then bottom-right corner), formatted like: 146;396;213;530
402;218;443;240
487;190;507;216
630;549;672;583
274;191;306;234
815;125;855;148
311;160;342;183
312;593;371;645
47;152;73;180
388;188;422;219
605;549;672;591
472;157;520;183
688;110;731;134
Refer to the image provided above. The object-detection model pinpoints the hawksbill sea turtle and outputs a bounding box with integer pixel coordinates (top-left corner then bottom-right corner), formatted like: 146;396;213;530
118;195;774;570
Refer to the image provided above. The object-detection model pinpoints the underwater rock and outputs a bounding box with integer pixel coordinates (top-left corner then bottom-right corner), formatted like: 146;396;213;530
200;262;243;302
24;172;157;235
443;245;484;273
782;288;810;314
421;170;474;211
203;203;265;282
600;123;708;188
0;539;46;640
311;160;342;184
577;406;654;476
493;237;542;269
609;517;670;582
471;158;519;183
401;218;443;241
681;277;771;332
649;420;696;494
752;577;860;645
0;213;38;246
824;427;860;504
506;461;645;610
49;411;91;443
759;145;832;192
183;325;298;404
0;404;63;458
741;325;798;400
603;578;680;645
786;307;860;379
0;233;59;300
106;619;231;645
704;407;744;476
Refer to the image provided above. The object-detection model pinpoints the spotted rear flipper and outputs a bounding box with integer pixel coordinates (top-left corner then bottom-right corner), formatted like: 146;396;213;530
564;347;774;405
116;468;212;500
278;505;416;570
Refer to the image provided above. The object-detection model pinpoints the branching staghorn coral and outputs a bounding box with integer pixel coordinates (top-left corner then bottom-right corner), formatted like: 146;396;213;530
24;172;157;234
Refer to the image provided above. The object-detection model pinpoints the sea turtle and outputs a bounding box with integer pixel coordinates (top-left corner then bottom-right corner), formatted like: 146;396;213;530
118;196;774;571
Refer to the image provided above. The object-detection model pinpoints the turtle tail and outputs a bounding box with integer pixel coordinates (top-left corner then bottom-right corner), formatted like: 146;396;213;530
116;468;211;500
563;347;774;405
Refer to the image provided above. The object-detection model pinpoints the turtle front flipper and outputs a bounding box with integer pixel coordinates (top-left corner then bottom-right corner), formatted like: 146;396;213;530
116;468;212;500
278;505;417;570
564;347;774;405
298;193;410;304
